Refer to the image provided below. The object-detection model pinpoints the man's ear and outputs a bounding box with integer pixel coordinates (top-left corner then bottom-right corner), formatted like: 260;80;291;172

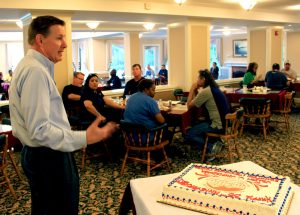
35;34;43;46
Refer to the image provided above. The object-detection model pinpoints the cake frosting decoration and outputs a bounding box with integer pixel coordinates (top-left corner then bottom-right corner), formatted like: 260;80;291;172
159;163;293;215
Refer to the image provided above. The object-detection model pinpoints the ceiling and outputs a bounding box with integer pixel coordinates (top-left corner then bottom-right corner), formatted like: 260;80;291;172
0;0;299;39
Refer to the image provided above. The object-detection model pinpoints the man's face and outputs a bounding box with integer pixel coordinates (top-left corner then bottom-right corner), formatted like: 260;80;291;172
75;74;84;86
132;66;141;78
284;63;290;71
145;85;156;98
40;25;67;63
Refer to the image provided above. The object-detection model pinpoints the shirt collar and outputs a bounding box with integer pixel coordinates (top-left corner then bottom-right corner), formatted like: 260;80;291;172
27;49;55;79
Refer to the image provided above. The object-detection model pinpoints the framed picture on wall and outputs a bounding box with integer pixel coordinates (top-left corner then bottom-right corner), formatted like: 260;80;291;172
233;39;247;57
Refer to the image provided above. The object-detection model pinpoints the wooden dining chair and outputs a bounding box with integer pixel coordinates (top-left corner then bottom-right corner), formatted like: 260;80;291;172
120;121;170;177
271;91;294;131
239;98;271;140
81;141;112;169
0;134;17;199
1;118;24;182
201;110;243;163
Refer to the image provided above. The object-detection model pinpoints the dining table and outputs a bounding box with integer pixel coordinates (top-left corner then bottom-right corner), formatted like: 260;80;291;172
160;101;204;135
119;161;300;215
0;100;9;107
224;88;286;110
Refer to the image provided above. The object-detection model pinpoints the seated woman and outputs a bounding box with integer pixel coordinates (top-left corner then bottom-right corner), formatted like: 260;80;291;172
80;73;124;126
186;69;230;157
242;62;262;88
124;79;165;129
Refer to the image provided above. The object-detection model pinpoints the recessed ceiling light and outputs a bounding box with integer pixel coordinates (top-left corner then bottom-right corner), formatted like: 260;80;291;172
86;21;100;30
239;0;257;11
223;31;231;36
143;23;155;31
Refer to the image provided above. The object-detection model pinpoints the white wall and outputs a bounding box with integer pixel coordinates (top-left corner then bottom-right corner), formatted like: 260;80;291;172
222;34;248;65
92;38;107;72
286;32;300;75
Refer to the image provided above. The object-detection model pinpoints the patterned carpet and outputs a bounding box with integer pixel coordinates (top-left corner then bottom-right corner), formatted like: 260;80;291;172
1;113;300;214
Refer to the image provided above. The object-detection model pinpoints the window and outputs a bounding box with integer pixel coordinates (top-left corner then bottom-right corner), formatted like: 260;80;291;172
110;44;124;78
143;45;160;75
210;38;221;68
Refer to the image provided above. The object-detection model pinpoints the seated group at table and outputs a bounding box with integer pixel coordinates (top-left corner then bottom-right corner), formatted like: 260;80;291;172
63;64;230;159
144;64;168;85
242;61;295;90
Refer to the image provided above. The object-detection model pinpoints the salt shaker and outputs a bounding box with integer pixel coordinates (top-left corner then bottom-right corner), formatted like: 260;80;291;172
168;100;172;109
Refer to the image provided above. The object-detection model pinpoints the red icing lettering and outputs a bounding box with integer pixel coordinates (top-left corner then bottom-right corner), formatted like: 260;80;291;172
246;195;272;203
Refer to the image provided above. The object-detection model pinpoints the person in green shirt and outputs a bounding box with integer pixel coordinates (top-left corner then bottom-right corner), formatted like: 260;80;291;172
242;62;262;88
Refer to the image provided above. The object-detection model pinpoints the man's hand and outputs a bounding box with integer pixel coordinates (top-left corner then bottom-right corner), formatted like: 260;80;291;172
86;117;119;145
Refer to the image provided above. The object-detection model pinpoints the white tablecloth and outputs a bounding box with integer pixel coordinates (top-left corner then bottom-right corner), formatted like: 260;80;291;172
0;100;9;107
130;161;300;215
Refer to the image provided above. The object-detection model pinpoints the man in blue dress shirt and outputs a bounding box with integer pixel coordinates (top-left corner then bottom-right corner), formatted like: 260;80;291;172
9;15;118;214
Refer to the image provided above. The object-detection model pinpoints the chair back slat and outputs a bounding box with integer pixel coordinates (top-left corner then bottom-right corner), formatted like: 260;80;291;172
239;98;271;116
224;112;239;136
120;121;167;148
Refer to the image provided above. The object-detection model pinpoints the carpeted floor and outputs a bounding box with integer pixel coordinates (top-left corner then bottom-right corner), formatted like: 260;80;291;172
1;113;300;214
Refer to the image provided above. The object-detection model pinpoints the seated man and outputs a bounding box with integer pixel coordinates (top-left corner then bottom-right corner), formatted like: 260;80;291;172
123;64;145;98
158;64;168;85
62;71;85;117
124;79;172;144
144;64;155;80
265;63;290;90
124;79;165;129
107;69;122;89
281;61;297;81
186;69;230;157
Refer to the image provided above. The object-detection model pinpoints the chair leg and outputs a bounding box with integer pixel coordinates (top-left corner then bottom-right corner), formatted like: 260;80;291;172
284;114;289;131
227;139;233;163
201;136;209;163
162;148;171;171
2;169;17;199
103;142;113;162
262;120;267;141
120;149;129;176
81;148;86;169
147;151;151;177
240;119;245;137
8;151;24;182
234;138;243;160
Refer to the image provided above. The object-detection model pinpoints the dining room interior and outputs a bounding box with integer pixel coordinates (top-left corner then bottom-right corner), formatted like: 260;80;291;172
1;0;300;214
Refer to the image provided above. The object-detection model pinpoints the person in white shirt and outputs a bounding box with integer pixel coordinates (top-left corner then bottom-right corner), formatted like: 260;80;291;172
281;61;297;81
9;15;118;214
